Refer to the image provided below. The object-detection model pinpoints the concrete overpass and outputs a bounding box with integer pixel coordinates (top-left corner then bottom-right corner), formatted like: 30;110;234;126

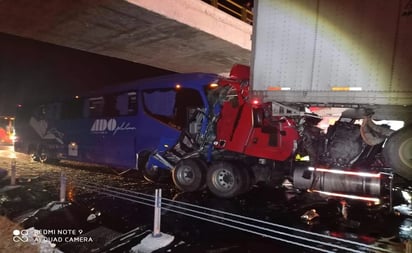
0;0;252;74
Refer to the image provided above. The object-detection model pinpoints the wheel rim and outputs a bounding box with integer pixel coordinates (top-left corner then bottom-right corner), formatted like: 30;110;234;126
211;168;235;192
176;165;195;185
399;137;412;168
39;153;47;163
30;153;37;161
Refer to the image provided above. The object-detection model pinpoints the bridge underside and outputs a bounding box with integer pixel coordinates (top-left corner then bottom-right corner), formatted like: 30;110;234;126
0;0;252;74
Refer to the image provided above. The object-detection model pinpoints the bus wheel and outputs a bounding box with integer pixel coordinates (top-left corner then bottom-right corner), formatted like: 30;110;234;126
28;145;39;162
39;153;48;163
30;152;39;162
138;151;160;182
206;161;244;198
383;125;412;180
172;158;206;192
143;164;161;182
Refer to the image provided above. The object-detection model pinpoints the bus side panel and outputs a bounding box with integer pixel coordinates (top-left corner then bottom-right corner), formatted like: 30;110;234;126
15;73;216;170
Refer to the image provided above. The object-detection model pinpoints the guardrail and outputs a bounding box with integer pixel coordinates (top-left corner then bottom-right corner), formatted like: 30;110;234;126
2;160;404;252
203;0;253;24
68;178;395;253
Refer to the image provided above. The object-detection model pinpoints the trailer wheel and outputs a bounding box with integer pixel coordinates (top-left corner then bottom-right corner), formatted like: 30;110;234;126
383;125;412;180
172;158;206;192
206;161;244;198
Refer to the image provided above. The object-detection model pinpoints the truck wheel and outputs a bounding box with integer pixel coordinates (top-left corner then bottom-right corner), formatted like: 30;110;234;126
206;161;244;198
172;158;206;192
383;125;412;180
238;165;252;194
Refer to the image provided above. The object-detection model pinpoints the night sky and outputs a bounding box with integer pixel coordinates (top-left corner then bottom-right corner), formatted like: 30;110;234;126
0;33;175;116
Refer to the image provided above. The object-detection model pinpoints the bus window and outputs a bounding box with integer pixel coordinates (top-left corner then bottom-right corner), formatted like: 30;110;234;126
112;93;127;116
89;97;104;117
143;89;175;124
143;88;204;128
175;88;204;127
103;94;119;117
127;92;137;115
33;105;46;119
61;98;84;119
110;91;137;116
39;106;46;119
48;103;60;120
87;92;137;118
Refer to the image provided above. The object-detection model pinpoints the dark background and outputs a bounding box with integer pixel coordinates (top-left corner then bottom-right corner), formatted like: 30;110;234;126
0;33;175;116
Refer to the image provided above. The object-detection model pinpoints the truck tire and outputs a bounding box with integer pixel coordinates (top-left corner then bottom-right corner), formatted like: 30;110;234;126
238;164;252;194
383;125;412;180
206;161;245;198
172;158;206;192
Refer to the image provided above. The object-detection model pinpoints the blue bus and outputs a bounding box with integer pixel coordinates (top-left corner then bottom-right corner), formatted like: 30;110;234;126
14;72;220;180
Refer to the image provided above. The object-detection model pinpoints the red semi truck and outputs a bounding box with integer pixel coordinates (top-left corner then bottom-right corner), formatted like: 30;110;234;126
146;0;412;206
144;63;406;207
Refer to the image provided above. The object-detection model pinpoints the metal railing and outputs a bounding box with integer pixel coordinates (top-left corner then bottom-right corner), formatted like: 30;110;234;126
68;178;395;253
203;0;253;24
3;160;404;252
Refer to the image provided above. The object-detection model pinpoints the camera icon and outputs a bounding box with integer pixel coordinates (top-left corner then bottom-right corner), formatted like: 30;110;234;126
12;229;29;242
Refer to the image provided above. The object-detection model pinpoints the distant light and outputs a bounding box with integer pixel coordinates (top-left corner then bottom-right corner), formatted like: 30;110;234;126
267;86;291;91
209;83;219;88
75;95;80;99
17;104;22;108
175;84;182;89
331;86;362;91
252;99;260;105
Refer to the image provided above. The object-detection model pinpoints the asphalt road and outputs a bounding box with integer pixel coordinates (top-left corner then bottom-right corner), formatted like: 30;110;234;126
0;144;409;253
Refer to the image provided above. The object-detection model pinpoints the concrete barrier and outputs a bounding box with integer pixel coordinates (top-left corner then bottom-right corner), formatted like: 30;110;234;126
131;189;174;253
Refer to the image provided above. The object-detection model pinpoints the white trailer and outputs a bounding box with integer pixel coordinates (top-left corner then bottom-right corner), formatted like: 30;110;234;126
251;0;412;180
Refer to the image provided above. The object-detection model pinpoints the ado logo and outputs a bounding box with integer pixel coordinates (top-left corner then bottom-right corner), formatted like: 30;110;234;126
91;119;136;135
91;119;117;132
